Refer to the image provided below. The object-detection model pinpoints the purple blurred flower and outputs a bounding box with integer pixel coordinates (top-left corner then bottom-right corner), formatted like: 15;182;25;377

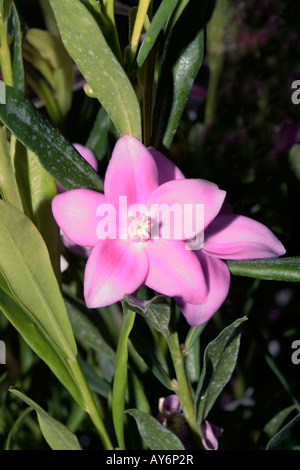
273;119;300;156
158;394;223;450
201;420;224;450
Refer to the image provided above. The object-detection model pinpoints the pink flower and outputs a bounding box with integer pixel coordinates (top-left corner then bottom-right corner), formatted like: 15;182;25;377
201;420;223;450
52;135;285;325
58;143;98;266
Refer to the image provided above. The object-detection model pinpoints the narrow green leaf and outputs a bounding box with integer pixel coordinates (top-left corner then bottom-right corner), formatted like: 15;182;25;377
204;0;234;127
123;294;173;339
9;388;82;450
49;0;142;139
137;0;181;67
77;355;110;399
5;407;33;450
0;200;77;361
0;276;85;408
153;0;214;149
126;409;185;450
85;106;109;161
0;127;23;211
185;322;208;353
38;0;59;34
227;257;300;282
112;308;136;450
0;81;103;191
264;405;297;439
130;320;173;390
10;1;25;92
164;2;188;35
266;413;300;450
11;137;61;281
0;0;12;22
289;144;300;181
64;294;116;363
196;316;247;422
24;28;74;117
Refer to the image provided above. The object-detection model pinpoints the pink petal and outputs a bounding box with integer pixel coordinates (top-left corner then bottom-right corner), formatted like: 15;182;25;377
84;239;148;308
147;179;226;240
145;239;207;304
201;420;223;450
175;253;230;326
104;135;158;208
57;144;98;194
148;147;185;184
52;189;106;247
204;214;286;259
60;231;92;258
73;143;98;171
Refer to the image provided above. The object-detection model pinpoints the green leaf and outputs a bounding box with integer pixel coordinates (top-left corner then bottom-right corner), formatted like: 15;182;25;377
24;28;74;118
85;106;109;161
264;405;297;439
126;409;185;450
153;0;214;149
10;1;25;92
5;407;33;450
137;0;181;67
0;127;23;211
9;388;82;450
196;316;247;422
266;413;300;450
0;276;84;408
123;294;173;339
77;355;111;399
11;137;61;281
0;0;12;22
112;308;136;450
130;320;173;390
227;257;300;282
0;200;77;361
64;293;116;363
289;144;300;181
0;81;103;192
49;0;142;139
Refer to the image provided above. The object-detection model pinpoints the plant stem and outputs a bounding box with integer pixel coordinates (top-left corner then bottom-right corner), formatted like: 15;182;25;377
0;17;13;86
67;357;114;450
167;330;195;425
112;308;136;450
127;0;151;69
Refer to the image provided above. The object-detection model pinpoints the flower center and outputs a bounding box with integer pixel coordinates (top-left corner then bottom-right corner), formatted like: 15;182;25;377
127;213;152;242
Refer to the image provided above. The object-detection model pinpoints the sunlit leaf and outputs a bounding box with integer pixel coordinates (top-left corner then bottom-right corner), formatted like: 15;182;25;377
0;200;77;361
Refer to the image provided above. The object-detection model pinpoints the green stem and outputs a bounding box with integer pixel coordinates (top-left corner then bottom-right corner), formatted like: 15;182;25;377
167;330;195;424
168;330;204;447
0;18;13;86
67;357;114;450
112;308;136;450
139;48;156;146
127;0;151;69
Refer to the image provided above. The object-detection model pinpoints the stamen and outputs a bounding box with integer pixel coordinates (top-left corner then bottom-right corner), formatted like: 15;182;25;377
128;213;152;242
